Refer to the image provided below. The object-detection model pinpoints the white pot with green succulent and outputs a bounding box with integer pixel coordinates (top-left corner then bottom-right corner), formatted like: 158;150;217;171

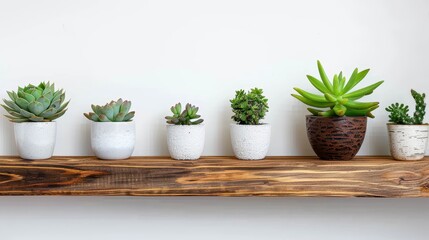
230;88;271;160
165;103;205;160
84;99;136;160
386;90;428;161
1;82;70;160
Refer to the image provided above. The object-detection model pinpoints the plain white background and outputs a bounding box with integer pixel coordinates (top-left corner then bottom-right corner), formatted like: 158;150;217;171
0;0;428;239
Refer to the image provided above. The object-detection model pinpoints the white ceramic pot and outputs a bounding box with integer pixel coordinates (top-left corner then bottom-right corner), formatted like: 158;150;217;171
14;122;57;160
387;124;429;161
166;124;205;160
230;123;271;160
91;121;136;160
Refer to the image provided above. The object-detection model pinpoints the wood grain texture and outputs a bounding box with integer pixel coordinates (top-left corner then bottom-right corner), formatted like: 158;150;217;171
0;156;429;197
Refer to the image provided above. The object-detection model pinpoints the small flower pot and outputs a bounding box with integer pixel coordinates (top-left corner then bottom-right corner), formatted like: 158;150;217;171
306;116;367;160
387;124;429;161
230;123;271;160
14;122;57;160
166;124;205;160
91;121;135;160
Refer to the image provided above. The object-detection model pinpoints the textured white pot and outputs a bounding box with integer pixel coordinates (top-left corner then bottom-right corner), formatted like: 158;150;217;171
91;121;136;160
387;124;429;161
230;123;271;160
166;124;205;160
14;122;57;160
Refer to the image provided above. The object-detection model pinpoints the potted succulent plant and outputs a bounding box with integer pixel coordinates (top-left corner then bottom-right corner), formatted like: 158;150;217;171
386;90;428;160
292;61;384;160
230;88;270;160
1;82;69;160
84;99;136;160
165;103;205;160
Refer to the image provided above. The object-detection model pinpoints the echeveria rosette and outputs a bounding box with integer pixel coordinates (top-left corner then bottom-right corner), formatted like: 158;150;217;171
230;88;269;125
386;90;426;125
1;82;70;122
165;103;204;125
292;61;384;118
84;99;135;122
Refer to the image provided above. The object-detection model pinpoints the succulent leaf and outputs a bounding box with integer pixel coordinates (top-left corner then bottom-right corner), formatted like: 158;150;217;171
230;88;268;125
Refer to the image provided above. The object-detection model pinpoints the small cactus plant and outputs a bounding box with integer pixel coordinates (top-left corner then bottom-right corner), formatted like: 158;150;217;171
386;90;426;125
1;82;70;122
165;103;204;125
230;88;269;125
84;99;135;122
292;61;384;118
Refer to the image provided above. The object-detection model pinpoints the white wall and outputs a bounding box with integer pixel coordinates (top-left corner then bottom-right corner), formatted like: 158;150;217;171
0;0;428;239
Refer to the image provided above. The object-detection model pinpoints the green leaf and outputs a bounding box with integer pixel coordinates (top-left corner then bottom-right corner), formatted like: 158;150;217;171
28;101;45;115
15;97;30;110
343;81;384;99
317;60;334;93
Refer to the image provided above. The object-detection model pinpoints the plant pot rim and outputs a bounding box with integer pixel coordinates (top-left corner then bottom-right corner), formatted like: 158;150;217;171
90;121;134;124
387;123;429;126
13;121;56;124
166;124;205;127
230;123;270;126
306;115;367;119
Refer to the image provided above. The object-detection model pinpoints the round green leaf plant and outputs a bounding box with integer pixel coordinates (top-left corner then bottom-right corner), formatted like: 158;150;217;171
230;88;269;125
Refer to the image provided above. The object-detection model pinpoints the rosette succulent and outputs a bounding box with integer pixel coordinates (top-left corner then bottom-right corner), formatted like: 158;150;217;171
84;99;135;122
292;61;384;118
165;103;204;125
386;90;426;125
1;82;69;122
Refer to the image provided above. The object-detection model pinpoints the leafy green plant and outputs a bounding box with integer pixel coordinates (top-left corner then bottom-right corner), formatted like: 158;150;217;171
165;103;204;125
84;98;135;122
230;88;269;125
292;61;384;118
1;82;69;122
386;90;426;125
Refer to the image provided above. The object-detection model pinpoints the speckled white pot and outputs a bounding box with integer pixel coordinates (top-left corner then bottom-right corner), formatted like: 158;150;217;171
387;124;429;161
91;121;136;160
230;123;271;160
14;122;57;160
167;124;205;160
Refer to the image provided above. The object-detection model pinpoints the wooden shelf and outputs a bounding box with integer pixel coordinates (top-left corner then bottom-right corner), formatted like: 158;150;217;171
0;156;428;197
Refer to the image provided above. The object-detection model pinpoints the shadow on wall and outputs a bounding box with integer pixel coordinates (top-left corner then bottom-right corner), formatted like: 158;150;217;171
289;107;314;156
0;109;17;155
219;102;233;155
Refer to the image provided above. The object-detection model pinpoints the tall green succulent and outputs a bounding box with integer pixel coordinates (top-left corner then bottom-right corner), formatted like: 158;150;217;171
84;99;135;122
1;82;69;122
230;88;269;125
165;103;204;125
292;61;384;118
386;90;426;125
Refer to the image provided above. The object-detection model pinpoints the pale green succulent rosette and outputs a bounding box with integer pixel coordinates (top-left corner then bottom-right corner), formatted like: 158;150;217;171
2;82;70;122
84;98;135;122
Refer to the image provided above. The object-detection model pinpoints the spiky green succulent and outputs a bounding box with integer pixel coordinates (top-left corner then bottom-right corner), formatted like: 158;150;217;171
292;61;384;118
84;99;135;122
386;90;426;125
165;103;204;125
1;82;69;122
230;88;269;125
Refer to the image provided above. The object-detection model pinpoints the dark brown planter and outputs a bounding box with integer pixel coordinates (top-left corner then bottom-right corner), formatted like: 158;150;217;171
306;116;367;160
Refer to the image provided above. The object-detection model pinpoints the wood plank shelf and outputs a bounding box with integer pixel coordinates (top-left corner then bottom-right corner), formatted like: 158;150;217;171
0;156;428;197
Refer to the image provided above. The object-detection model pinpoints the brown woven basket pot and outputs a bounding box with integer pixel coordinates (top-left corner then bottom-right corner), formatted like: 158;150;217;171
306;116;368;160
